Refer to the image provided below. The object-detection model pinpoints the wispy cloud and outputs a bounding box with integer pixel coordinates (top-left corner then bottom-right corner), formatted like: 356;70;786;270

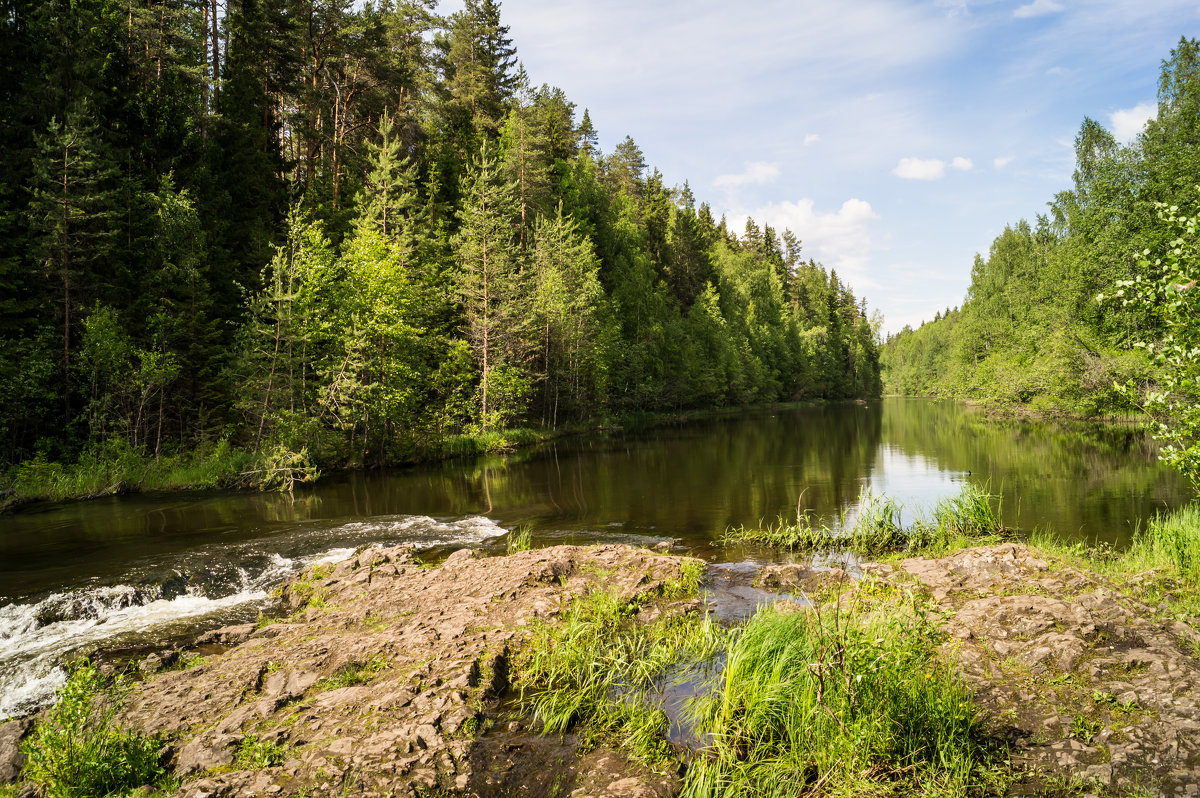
951;156;973;170
1014;0;1064;19
1108;101;1156;142
893;157;946;180
744;198;881;287
804;133;821;146
713;162;781;191
993;155;1015;169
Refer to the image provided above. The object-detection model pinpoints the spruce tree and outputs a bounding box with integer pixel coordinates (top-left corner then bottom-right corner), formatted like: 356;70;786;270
454;138;529;428
28;102;118;423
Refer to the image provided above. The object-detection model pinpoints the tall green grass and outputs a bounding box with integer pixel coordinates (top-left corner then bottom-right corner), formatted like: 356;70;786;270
507;523;534;555
514;583;723;769
684;589;987;797
2;436;253;509
723;483;1005;557
21;662;172;798
1124;504;1200;580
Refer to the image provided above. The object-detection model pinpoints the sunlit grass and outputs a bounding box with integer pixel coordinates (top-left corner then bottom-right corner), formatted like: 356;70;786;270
1031;503;1200;621
723;483;1006;557
506;523;533;555
684;587;991;798
513;572;722;770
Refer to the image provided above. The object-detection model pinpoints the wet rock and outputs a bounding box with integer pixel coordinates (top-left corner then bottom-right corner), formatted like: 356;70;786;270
0;718;32;783
139;650;180;674
569;749;679;798
756;563;849;594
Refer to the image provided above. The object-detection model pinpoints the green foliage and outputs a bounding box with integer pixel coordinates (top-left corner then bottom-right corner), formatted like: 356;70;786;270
1103;200;1200;492
0;0;883;493
233;734;289;769
506;523;533;554
513;587;723;768
684;591;987;797
21;662;169;798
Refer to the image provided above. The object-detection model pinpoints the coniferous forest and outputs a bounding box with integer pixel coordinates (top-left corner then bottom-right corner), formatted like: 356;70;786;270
0;0;881;493
882;38;1200;418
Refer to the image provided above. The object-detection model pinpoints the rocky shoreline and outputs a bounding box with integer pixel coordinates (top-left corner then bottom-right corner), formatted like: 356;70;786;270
2;541;1199;797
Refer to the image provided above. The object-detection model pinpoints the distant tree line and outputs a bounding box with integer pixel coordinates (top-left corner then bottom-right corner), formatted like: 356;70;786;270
883;38;1200;417
0;0;881;473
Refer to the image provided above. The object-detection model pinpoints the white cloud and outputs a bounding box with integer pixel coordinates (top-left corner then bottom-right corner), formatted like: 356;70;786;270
951;156;973;170
1108;101;1156;142
893;157;946;180
743;198;880;287
1014;0;1064;19
993;155;1015;169
713;162;781;190
803;133;821;146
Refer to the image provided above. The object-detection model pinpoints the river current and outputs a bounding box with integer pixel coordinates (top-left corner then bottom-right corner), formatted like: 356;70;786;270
0;398;1188;718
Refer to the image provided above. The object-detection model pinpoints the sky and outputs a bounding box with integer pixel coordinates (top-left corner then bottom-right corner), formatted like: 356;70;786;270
450;0;1200;334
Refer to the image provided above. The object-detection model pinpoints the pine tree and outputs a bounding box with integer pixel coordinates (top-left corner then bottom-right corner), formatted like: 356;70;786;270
531;204;605;423
357;109;420;243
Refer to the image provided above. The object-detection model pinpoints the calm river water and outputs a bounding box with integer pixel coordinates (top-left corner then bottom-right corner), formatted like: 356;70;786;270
0;398;1190;717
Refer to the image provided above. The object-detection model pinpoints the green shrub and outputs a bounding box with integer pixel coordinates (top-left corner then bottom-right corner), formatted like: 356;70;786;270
21;662;168;798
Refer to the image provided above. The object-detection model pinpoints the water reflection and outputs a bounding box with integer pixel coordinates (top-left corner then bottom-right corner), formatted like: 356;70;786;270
0;399;1189;603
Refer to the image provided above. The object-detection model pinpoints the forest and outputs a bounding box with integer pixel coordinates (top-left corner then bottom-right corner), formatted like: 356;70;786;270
882;38;1200;420
0;0;881;494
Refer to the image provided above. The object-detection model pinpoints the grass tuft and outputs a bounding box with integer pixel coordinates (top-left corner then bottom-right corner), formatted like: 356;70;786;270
514;587;723;770
233;734;289;769
317;656;390;689
723;483;1006;557
507;523;533;555
683;588;989;797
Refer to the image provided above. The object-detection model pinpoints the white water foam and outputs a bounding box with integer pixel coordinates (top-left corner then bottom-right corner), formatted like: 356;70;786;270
0;514;508;720
330;514;509;548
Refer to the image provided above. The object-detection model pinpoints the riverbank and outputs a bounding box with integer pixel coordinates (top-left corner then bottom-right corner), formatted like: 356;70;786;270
0;401;835;515
4;514;1199;796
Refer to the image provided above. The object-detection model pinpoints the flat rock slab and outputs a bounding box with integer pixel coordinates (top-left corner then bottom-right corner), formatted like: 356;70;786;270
119;544;699;798
896;543;1200;795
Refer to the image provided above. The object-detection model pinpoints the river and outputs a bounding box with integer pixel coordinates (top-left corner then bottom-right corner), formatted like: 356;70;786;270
0;398;1189;718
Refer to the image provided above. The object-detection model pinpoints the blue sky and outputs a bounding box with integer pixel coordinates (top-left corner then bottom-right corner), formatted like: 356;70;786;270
470;0;1200;333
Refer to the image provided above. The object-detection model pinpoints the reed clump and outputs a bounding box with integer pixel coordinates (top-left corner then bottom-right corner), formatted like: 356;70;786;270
723;483;1006;557
684;586;989;797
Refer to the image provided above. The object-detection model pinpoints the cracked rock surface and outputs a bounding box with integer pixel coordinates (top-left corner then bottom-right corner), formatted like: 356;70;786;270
116;544;697;798
892;543;1200;796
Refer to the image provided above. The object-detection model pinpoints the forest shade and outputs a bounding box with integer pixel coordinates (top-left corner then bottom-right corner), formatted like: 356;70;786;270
0;0;882;476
